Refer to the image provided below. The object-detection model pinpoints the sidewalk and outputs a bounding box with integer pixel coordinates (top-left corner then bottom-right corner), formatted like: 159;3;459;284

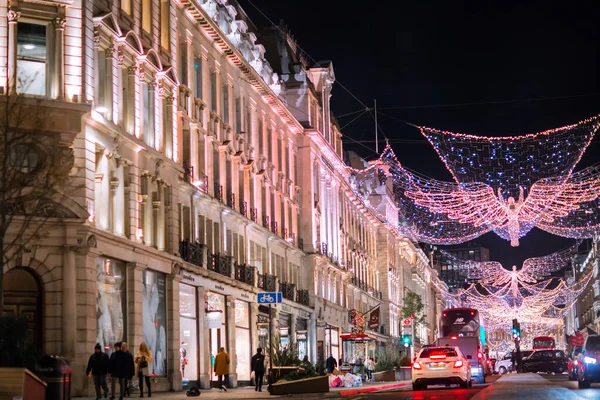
75;381;411;400
470;373;582;400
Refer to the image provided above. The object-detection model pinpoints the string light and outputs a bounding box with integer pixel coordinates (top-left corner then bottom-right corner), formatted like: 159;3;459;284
350;119;600;246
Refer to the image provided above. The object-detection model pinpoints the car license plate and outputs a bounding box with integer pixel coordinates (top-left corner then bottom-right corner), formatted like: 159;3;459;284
430;363;446;368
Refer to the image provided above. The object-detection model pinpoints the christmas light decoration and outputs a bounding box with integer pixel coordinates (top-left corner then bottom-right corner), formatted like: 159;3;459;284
351;117;600;245
439;247;592;334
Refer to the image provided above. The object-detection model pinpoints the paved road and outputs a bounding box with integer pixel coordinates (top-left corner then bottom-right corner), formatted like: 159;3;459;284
346;375;499;399
542;374;600;399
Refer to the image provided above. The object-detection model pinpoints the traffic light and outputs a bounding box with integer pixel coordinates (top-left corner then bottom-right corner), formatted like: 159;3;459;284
512;319;521;339
402;334;412;348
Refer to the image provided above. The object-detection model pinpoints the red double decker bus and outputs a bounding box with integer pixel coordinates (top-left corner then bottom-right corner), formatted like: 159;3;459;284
533;336;556;350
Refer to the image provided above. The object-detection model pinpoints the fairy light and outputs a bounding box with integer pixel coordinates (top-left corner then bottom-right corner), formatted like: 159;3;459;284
439;247;593;333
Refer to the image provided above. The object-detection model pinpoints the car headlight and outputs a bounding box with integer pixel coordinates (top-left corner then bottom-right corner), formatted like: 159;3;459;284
584;356;597;364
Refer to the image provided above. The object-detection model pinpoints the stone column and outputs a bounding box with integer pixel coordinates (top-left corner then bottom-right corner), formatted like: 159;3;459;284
289;313;297;345
250;303;259;357
62;247;77;359
226;296;238;387
127;262;145;351
167;269;183;390
53;17;66;99
6;10;20;94
309;310;317;363
197;287;211;389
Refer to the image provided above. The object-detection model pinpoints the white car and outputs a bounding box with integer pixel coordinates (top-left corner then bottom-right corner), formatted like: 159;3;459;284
412;346;472;390
494;350;533;374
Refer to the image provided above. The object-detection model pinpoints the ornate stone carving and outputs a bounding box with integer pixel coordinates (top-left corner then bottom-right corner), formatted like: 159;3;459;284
127;65;138;76
7;10;21;23
172;262;183;277
93;28;101;49
117;46;124;66
138;63;146;80
38;201;77;218
156;79;165;98
86;235;97;248
60;147;75;171
53;17;67;30
152;159;163;181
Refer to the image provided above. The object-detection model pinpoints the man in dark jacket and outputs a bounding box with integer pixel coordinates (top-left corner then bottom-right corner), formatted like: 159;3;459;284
86;343;110;400
326;354;337;374
250;348;265;392
108;342;127;400
121;342;135;397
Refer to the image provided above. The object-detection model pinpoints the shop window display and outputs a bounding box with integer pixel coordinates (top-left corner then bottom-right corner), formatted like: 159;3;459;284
235;300;251;381
96;258;127;355
143;270;167;376
207;292;226;381
180;284;198;384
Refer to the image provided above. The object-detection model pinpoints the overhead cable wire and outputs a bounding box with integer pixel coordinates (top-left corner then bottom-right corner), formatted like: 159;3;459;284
244;0;371;110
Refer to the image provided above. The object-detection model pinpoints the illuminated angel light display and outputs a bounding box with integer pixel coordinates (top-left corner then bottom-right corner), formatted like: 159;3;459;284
350;115;600;246
439;246;592;332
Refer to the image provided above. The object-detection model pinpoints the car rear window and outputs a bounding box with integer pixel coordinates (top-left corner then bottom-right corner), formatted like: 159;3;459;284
419;348;458;358
586;336;600;351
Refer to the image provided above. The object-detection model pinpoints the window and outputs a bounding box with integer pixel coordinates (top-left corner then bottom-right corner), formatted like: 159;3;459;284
258;117;264;155
143;82;155;147
160;0;170;49
193;57;202;99
178;40;188;86
122;68;135;134
163;97;173;158
10;144;40;173
210;71;217;112
121;0;131;14
142;270;167;375
142;0;152;33
17;22;47;96
234;96;241;134
221;78;229;123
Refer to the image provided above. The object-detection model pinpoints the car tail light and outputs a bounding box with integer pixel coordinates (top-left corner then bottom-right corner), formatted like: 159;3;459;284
413;362;422;370
430;355;447;359
478;352;483;359
454;360;464;368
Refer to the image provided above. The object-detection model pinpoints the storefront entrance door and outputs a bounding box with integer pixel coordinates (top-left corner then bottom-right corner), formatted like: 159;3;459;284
2;268;43;353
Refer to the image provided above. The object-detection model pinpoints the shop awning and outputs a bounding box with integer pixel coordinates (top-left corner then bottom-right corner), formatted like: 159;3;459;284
340;333;377;341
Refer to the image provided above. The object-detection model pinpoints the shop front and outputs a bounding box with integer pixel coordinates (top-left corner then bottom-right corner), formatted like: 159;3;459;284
177;271;255;388
296;318;308;360
96;257;127;356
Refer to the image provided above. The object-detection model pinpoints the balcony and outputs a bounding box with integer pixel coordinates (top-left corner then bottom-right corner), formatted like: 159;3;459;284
296;289;310;307
250;207;258;222
271;221;279;236
208;253;233;278
258;273;276;292
214;183;223;202
280;281;296;301
179;240;206;268
197;174;208;193
183;164;194;183
241;201;248;218
263;215;270;229
234;263;256;286
227;192;235;209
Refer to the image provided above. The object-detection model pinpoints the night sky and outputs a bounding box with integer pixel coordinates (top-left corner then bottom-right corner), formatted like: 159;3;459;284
241;0;600;268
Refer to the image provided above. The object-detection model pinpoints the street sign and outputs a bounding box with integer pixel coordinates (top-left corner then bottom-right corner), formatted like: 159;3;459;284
402;318;412;326
257;292;283;304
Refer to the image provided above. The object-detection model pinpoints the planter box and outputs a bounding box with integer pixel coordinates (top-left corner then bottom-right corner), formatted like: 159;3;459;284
372;370;396;382
0;368;47;400
270;375;329;395
269;366;299;384
396;366;412;381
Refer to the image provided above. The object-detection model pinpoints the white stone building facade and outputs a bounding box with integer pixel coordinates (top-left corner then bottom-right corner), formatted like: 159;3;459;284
0;0;450;396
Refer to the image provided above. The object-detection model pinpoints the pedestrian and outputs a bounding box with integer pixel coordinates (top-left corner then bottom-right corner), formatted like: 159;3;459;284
108;342;127;400
214;347;230;391
121;342;135;397
325;354;337;374
365;356;373;380
250;348;266;392
86;343;110;400
135;342;153;398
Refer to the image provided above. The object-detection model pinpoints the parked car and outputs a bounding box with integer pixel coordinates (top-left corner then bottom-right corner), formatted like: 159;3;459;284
521;350;569;374
495;350;533;374
578;334;600;388
568;346;583;381
412;346;472;391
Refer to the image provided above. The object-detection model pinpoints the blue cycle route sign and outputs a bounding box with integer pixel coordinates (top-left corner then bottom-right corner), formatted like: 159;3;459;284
257;292;283;304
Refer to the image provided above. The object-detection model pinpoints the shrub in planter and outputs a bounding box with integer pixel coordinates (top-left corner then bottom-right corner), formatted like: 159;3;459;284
373;347;403;373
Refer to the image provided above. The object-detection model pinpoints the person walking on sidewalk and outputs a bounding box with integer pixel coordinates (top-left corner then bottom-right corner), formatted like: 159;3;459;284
251;348;265;392
86;343;110;400
326;354;337;374
135;342;153;398
214;347;230;391
121;342;135;397
108;342;127;400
